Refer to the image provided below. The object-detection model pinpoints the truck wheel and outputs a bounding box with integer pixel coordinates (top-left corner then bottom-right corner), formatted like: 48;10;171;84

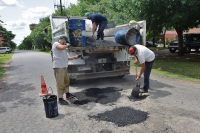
70;79;76;85
184;45;191;53
6;51;9;54
169;49;176;53
195;48;199;52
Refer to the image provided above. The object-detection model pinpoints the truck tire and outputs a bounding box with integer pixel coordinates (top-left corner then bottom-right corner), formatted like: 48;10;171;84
195;48;199;52
184;45;191;53
169;49;176;53
6;51;9;54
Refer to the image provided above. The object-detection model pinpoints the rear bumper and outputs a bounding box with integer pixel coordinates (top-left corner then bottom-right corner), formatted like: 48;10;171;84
68;69;130;80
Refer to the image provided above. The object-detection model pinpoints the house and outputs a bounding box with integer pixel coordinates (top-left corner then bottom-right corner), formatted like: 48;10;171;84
165;31;178;42
164;28;200;43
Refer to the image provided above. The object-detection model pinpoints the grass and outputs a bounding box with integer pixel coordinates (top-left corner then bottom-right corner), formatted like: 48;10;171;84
0;52;14;80
148;45;168;51
32;49;51;54
131;50;200;83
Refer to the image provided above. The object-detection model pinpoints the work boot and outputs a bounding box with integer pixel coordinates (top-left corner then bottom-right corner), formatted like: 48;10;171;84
66;93;76;100
101;35;104;40
96;36;100;40
139;88;148;93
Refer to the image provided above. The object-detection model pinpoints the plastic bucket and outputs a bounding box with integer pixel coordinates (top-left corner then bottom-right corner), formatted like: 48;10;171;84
69;19;86;47
68;19;85;30
115;28;140;46
43;95;58;118
69;29;86;47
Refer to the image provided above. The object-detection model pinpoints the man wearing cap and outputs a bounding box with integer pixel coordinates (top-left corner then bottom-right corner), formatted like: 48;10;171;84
52;36;80;105
129;44;155;93
85;12;108;40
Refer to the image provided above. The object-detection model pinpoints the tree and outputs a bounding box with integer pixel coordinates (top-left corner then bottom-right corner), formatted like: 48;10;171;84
133;0;200;56
29;16;52;50
0;25;16;49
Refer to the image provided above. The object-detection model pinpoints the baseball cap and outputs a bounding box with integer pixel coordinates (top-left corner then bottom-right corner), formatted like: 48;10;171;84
60;36;70;43
85;12;90;19
129;46;136;55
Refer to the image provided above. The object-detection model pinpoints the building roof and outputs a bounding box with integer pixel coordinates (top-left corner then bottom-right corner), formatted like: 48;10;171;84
183;28;200;34
165;31;177;35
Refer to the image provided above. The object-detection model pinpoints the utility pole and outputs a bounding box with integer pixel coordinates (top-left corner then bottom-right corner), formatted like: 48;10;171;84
54;0;65;16
60;0;63;16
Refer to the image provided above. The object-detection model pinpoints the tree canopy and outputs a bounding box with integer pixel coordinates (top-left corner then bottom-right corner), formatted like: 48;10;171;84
133;0;200;55
20;0;200;56
0;25;17;49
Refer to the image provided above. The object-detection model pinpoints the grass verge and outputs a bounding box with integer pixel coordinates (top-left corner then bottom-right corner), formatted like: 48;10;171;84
131;50;200;83
32;49;51;54
0;52;14;80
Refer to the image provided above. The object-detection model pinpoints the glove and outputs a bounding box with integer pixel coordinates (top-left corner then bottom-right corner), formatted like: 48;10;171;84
66;43;71;47
76;54;82;59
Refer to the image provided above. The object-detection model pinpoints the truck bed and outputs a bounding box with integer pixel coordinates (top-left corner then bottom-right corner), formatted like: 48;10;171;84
69;40;128;52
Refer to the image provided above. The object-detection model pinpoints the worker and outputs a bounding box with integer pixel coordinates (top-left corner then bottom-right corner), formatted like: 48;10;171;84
129;45;155;93
85;12;108;40
52;36;81;105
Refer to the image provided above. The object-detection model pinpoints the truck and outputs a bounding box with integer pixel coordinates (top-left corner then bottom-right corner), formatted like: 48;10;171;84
49;15;146;83
168;33;200;53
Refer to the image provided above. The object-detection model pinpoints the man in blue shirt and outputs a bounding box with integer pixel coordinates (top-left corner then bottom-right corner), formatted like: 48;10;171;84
85;12;108;40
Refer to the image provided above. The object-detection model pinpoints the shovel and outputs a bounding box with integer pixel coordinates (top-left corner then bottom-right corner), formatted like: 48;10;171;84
131;64;140;98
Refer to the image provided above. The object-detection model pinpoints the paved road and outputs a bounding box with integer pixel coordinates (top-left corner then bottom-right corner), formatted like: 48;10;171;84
0;50;200;133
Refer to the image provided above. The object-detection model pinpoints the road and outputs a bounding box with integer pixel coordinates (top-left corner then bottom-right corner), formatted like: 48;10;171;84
0;50;200;133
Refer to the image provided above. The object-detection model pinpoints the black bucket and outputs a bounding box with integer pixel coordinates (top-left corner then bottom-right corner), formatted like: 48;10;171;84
43;95;59;118
115;28;140;46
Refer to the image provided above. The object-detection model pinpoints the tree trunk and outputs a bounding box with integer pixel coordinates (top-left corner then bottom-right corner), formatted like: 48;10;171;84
175;28;184;56
152;37;155;47
163;31;166;48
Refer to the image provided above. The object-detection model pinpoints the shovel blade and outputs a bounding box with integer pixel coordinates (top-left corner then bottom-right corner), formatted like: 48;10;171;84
131;87;140;98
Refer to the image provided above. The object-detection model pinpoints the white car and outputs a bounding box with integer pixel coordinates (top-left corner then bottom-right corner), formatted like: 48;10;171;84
0;47;11;54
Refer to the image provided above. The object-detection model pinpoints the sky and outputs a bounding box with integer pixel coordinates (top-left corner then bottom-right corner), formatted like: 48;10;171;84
0;0;77;45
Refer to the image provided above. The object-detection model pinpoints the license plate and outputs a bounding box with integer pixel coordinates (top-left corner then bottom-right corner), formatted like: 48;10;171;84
77;66;91;71
98;58;106;63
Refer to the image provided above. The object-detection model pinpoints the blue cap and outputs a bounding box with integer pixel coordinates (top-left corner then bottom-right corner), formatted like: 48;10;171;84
60;36;70;43
85;12;90;19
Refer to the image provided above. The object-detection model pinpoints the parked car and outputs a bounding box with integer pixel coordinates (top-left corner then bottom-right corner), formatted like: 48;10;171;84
146;41;158;47
0;47;11;54
168;33;200;53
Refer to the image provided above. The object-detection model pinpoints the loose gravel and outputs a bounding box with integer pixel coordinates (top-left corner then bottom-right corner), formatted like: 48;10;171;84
89;107;148;127
86;38;124;47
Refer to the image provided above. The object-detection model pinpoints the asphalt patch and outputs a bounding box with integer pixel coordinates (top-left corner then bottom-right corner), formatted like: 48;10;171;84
89;107;148;127
73;87;122;105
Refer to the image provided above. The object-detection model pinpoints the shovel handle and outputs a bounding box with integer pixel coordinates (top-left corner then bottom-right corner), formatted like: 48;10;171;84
135;64;137;76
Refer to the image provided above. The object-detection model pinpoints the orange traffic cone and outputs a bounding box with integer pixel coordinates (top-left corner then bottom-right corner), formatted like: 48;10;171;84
39;75;51;97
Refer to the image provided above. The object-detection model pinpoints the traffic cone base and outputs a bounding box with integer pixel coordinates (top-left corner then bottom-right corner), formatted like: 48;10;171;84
39;92;51;97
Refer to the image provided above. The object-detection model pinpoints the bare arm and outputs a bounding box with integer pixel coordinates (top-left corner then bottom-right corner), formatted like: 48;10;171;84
68;56;77;60
136;63;145;81
92;22;97;37
56;43;70;50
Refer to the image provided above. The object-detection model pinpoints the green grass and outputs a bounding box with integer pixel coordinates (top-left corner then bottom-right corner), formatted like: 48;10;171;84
131;51;200;83
32;49;51;54
0;52;14;80
148;45;168;51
